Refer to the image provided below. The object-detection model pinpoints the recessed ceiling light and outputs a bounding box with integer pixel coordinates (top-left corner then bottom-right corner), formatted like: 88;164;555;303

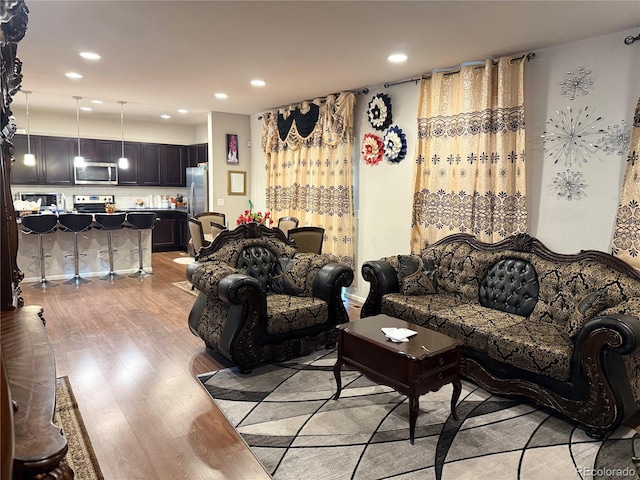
79;52;101;60
65;72;83;79
90;99;103;104
177;109;188;114
80;106;92;111
388;53;408;63
251;79;266;87
160;114;171;119
214;93;228;99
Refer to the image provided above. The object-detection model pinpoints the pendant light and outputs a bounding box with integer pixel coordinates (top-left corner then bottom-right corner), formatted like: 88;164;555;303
117;101;128;169
72;95;85;167
23;90;36;166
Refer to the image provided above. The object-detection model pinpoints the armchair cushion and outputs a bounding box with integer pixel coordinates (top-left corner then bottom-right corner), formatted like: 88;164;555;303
266;295;329;335
236;245;277;291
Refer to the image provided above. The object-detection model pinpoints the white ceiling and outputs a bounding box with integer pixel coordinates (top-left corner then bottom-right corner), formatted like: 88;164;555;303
11;1;640;125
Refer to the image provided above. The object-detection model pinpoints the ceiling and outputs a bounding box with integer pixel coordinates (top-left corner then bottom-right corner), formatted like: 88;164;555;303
11;1;640;125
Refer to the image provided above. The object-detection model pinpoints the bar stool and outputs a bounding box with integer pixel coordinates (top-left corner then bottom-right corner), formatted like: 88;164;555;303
94;212;126;281
57;213;93;284
20;214;59;288
126;212;157;278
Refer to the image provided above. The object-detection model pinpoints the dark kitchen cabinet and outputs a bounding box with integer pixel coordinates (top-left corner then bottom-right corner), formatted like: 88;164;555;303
117;142;140;185
94;139;119;162
187;143;207;167
41;136;74;185
152;210;188;252
161;145;187;187
139;144;161;185
9;134;41;185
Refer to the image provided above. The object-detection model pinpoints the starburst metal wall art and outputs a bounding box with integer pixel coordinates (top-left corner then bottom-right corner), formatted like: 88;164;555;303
541;106;604;167
560;66;593;100
553;169;587;200
600;120;631;156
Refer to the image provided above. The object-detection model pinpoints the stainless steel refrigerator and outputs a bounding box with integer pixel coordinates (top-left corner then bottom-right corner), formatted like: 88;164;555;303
186;166;208;216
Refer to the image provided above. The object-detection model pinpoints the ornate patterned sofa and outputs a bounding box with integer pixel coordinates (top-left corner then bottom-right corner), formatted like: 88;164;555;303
187;223;354;372
361;233;640;438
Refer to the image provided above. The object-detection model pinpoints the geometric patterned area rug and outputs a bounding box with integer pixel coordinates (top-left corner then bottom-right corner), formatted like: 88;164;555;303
198;349;639;480
55;377;104;480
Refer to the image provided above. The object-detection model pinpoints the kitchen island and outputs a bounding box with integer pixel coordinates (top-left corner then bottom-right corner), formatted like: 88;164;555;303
16;209;189;283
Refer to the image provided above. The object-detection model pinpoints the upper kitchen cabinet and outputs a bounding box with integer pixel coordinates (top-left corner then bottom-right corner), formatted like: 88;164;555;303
41;136;74;185
117;142;140;185
187;143;207;167
94;139;119;162
161;145;187;187
9;134;41;184
139;143;162;185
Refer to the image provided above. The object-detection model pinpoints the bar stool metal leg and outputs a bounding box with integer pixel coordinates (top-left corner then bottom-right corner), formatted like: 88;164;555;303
130;229;152;278
64;232;91;284
31;233;58;288
99;231;124;280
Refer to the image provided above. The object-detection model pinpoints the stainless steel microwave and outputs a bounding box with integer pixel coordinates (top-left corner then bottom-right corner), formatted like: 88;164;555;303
74;162;118;185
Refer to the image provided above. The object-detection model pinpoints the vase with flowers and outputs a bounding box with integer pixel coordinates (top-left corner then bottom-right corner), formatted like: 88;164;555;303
236;200;273;226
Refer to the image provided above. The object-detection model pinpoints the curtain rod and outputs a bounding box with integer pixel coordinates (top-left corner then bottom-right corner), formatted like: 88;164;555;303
384;51;536;89
258;87;369;120
625;32;640;45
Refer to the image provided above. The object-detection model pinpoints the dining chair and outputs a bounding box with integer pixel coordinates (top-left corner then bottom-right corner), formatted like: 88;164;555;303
188;217;210;257
195;212;226;234
277;216;299;237
209;221;227;241
288;226;324;254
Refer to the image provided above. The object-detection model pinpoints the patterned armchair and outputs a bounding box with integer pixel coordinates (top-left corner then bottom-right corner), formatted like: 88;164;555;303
187;223;354;372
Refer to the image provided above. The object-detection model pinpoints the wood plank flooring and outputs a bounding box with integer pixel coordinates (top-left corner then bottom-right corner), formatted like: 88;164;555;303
19;252;361;479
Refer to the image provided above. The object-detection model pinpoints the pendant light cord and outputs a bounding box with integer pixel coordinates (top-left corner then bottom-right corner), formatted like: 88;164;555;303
120;101;126;157
24;90;32;154
73;96;82;156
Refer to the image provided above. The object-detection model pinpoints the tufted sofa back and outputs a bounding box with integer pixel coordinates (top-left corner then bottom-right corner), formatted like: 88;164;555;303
236;245;278;291
479;258;539;316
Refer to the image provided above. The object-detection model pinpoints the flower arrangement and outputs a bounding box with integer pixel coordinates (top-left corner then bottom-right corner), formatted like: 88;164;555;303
362;133;384;166
367;93;393;131
236;200;273;226
383;125;407;163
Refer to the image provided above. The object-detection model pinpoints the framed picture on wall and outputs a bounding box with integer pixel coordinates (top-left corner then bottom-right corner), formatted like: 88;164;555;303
226;133;239;164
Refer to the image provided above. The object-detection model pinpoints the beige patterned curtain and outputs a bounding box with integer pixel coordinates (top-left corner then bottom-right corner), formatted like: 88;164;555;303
411;57;527;252
612;97;640;269
261;92;355;267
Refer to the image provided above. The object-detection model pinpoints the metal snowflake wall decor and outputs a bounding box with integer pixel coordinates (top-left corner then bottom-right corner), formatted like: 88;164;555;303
541;106;604;167
560;66;593;101
600;120;631;156
553;169;587;200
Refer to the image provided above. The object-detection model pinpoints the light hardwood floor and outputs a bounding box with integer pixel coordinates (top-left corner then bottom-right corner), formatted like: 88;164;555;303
19;251;361;479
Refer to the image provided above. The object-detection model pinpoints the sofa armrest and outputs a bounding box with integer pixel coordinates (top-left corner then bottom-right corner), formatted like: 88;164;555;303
575;313;640;356
312;263;354;326
217;273;266;366
361;260;400;317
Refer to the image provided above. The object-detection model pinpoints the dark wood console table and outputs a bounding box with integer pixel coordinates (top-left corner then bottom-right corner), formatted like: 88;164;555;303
333;314;463;444
1;305;72;479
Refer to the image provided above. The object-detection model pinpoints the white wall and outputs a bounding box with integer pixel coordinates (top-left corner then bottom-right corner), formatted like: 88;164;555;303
12;108;199;145
208;111;252;223
526;28;640;253
250;27;640;302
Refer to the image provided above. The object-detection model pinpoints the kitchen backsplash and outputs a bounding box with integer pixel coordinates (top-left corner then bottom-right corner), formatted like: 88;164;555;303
12;185;188;211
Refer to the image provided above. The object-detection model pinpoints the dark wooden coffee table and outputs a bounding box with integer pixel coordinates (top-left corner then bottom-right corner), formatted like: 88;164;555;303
333;314;463;444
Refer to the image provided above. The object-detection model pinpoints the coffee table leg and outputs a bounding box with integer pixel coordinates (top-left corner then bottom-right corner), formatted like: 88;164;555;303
333;361;343;400
451;378;461;421
409;395;419;445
